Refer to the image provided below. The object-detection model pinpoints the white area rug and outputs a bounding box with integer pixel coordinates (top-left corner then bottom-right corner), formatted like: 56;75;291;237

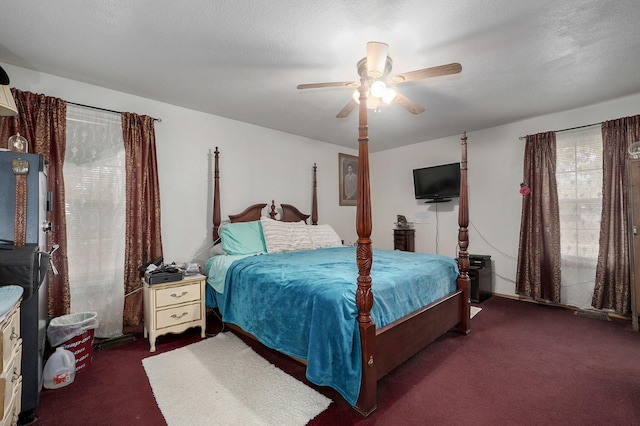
471;306;482;318
142;332;331;426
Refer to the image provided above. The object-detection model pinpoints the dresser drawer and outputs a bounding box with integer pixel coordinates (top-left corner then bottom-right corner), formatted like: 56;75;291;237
155;283;201;308
0;308;20;374
155;302;202;330
0;377;21;426
0;342;22;421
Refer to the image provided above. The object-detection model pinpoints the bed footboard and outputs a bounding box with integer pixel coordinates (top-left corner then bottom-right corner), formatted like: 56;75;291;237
375;290;465;379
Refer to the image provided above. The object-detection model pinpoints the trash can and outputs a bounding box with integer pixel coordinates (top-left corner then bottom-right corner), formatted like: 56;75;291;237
47;312;98;374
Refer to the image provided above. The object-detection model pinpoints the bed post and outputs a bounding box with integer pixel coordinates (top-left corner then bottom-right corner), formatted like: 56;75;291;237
312;163;318;225
213;147;221;242
457;132;471;334
354;77;376;416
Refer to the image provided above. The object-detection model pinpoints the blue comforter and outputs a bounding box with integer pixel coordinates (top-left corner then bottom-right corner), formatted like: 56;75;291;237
206;246;458;405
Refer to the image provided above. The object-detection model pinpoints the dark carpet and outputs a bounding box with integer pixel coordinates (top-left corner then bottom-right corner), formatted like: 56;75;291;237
30;296;640;425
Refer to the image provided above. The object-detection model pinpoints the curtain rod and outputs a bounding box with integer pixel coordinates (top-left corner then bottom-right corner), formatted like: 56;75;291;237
518;122;599;140
66;100;162;123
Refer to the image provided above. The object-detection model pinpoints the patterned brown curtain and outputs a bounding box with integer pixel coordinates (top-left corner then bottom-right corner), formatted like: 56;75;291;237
121;112;162;326
0;89;71;317
516;131;562;303
592;115;640;314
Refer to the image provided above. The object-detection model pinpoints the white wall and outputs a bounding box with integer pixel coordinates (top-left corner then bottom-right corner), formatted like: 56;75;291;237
371;92;640;297
5;62;640;298
2;62;358;268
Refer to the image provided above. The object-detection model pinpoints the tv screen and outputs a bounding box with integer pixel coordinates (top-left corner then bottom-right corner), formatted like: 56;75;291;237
413;162;461;201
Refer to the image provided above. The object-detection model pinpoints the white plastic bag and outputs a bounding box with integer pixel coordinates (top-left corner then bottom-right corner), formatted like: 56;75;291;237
47;312;98;347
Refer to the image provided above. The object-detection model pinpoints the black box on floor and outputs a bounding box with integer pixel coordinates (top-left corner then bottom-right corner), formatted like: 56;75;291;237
145;271;183;285
467;254;492;303
469;254;491;268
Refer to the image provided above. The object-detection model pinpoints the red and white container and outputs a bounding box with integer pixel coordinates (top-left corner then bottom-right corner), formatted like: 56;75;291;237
47;312;98;373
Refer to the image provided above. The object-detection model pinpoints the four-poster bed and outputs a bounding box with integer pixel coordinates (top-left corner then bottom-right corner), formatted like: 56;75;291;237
206;78;470;416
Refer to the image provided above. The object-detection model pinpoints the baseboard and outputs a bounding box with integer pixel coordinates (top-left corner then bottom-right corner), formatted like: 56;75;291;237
490;293;630;321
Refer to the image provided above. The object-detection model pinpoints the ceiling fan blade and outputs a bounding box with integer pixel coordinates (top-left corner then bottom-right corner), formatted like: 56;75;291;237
297;81;358;90
391;63;462;83
336;98;358;118
393;92;425;115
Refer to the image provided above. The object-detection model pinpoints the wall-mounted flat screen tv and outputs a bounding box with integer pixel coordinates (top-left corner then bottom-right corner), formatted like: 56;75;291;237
413;162;461;202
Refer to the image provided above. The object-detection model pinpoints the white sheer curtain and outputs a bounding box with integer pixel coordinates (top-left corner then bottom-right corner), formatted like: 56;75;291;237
556;126;603;309
64;104;126;338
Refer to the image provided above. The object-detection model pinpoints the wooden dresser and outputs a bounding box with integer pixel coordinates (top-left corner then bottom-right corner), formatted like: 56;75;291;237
143;274;206;352
393;228;415;252
0;286;23;426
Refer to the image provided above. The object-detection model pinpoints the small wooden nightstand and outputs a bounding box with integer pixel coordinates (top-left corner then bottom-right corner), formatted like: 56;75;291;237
394;228;415;252
143;274;206;352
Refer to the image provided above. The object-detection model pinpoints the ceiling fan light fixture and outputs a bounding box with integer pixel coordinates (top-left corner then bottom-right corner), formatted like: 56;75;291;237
366;96;380;110
381;88;397;104
366;42;389;78
370;80;386;98
297;42;461;118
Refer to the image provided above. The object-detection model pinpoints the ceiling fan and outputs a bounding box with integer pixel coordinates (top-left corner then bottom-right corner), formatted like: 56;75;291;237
297;42;461;118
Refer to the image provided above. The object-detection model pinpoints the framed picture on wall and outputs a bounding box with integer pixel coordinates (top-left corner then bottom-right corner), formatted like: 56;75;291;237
339;153;358;206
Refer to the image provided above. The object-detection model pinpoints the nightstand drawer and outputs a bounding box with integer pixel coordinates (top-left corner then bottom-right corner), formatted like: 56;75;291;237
155;283;201;308
156;303;202;330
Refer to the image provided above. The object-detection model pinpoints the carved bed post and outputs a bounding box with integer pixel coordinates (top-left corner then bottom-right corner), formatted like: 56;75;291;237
457;132;471;334
213;147;221;242
354;77;376;416
312;163;318;225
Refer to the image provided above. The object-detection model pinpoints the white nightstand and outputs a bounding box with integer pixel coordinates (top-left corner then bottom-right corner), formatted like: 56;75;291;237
143;274;206;352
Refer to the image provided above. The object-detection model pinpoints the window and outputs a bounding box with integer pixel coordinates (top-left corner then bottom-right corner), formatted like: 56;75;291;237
556;126;603;308
64;105;126;338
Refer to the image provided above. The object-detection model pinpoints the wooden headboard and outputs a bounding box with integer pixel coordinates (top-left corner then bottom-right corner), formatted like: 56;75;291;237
227;201;311;224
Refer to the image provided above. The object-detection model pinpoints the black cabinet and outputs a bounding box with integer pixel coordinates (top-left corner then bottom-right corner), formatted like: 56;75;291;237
394;229;415;252
468;254;492;303
0;152;49;424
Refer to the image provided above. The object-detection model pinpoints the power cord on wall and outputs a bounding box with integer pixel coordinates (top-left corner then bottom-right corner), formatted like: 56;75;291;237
189;237;221;263
451;219;517;285
469;220;517;262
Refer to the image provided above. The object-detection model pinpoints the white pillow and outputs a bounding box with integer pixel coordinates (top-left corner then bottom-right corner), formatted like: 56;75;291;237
307;224;342;249
260;217;313;253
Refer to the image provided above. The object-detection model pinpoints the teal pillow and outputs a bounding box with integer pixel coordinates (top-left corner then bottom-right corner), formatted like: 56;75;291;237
220;220;267;255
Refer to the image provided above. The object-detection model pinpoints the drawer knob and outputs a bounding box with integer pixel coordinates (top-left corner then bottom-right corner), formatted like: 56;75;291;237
170;312;188;320
170;291;188;298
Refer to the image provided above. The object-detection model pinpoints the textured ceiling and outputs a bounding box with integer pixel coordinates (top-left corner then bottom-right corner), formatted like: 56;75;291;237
1;1;639;152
